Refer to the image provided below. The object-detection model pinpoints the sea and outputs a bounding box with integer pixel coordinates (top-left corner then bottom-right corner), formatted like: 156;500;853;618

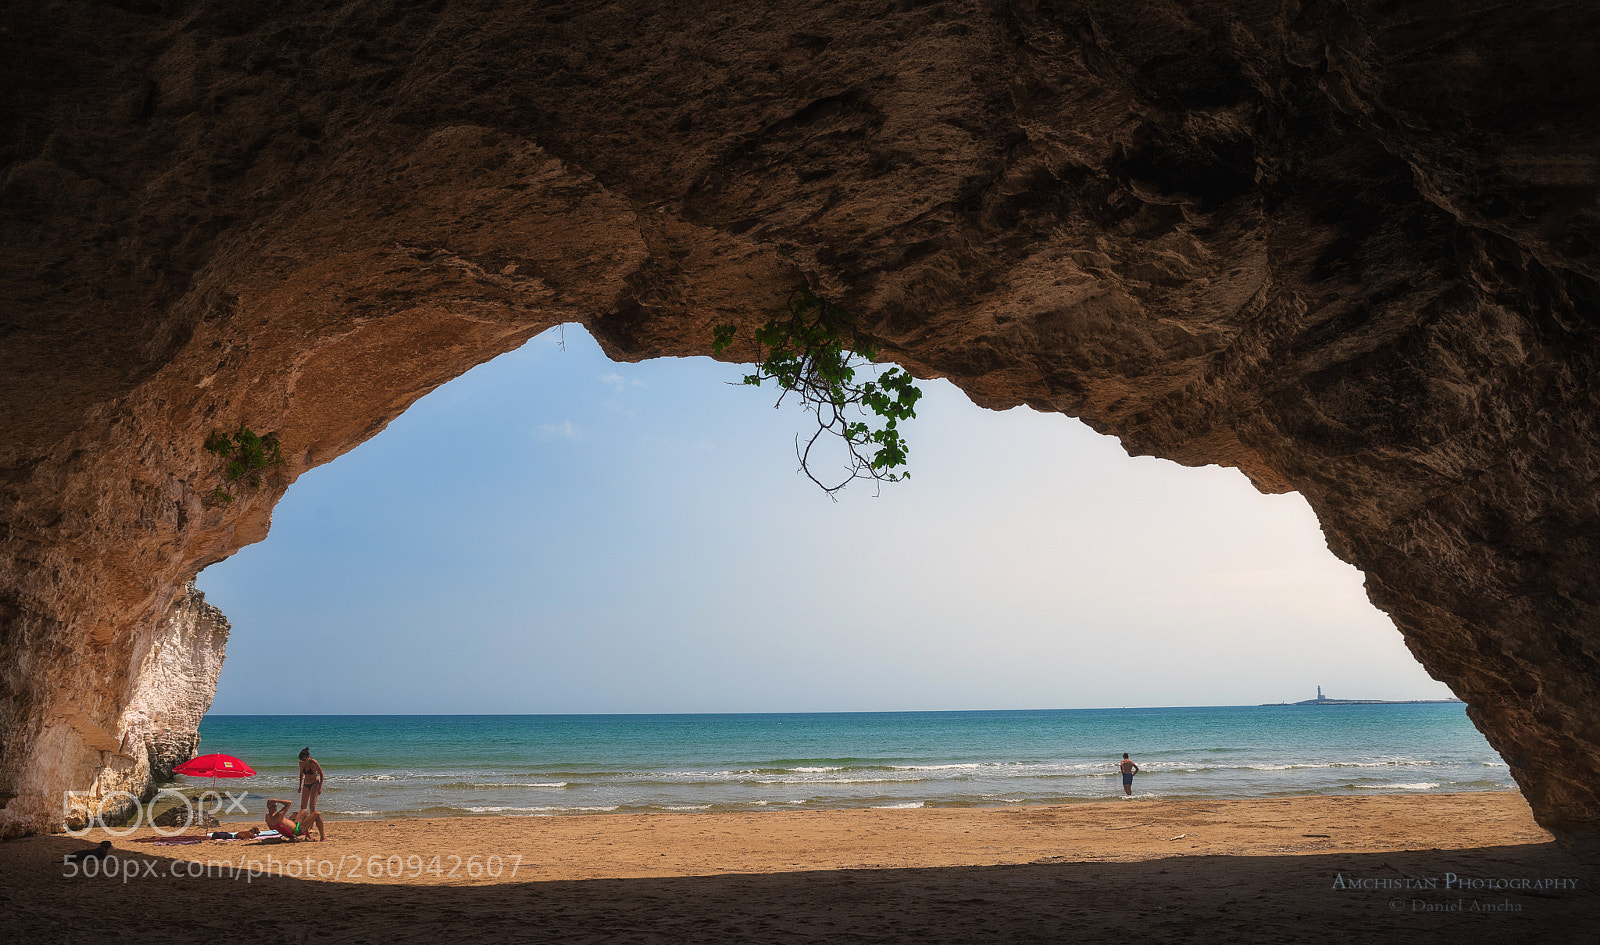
189;704;1515;819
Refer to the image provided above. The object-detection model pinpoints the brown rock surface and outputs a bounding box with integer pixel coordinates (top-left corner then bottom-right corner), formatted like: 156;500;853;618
2;1;1597;839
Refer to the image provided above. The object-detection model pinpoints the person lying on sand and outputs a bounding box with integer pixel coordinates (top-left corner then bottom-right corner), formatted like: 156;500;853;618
206;828;261;840
265;798;325;841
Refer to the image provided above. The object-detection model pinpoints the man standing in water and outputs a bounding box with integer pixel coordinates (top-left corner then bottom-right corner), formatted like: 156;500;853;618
1119;753;1140;796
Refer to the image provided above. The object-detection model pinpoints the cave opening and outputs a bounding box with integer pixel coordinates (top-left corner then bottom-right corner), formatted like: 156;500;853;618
179;324;1520;822
198;324;1459;715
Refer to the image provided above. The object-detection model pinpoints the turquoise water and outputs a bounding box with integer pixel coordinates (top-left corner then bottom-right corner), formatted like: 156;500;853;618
192;705;1514;819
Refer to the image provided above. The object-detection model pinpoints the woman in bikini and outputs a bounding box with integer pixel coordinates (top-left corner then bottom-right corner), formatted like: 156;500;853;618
265;797;324;841
297;747;324;816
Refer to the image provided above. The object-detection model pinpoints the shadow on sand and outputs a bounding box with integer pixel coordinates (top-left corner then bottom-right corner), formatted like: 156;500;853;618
7;835;1597;944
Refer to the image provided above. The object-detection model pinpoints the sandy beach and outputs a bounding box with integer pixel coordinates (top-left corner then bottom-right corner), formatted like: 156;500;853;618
4;792;1595;943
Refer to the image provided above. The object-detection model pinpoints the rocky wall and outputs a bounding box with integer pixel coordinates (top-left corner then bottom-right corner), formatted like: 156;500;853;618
4;581;228;833
83;582;229;828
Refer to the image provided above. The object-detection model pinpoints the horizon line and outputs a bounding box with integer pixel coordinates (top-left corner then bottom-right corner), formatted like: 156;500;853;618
203;701;1465;718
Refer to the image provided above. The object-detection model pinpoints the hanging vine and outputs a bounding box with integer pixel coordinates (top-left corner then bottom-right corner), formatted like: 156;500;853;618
713;287;922;495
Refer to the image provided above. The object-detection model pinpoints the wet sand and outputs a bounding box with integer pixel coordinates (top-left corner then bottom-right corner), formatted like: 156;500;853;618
4;792;1595;943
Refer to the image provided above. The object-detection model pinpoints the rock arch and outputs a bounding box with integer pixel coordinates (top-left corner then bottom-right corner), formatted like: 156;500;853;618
2;1;1597;839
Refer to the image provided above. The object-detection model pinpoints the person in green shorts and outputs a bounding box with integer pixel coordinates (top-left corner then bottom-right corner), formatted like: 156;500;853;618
265;797;326;841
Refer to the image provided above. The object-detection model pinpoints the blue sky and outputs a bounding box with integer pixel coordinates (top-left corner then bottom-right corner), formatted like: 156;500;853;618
200;326;1455;714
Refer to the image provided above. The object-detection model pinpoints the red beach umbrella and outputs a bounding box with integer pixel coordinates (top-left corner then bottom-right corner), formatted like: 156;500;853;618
171;753;255;829
175;753;257;780
174;753;257;794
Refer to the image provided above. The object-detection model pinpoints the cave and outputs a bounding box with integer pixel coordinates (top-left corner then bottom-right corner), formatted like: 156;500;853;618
2;0;1597;844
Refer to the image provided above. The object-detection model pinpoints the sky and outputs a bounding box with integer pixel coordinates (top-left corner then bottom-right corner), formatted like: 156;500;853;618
199;326;1456;714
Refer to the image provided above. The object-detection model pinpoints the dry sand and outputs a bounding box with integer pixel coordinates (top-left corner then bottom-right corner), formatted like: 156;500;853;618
4;792;1595;943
